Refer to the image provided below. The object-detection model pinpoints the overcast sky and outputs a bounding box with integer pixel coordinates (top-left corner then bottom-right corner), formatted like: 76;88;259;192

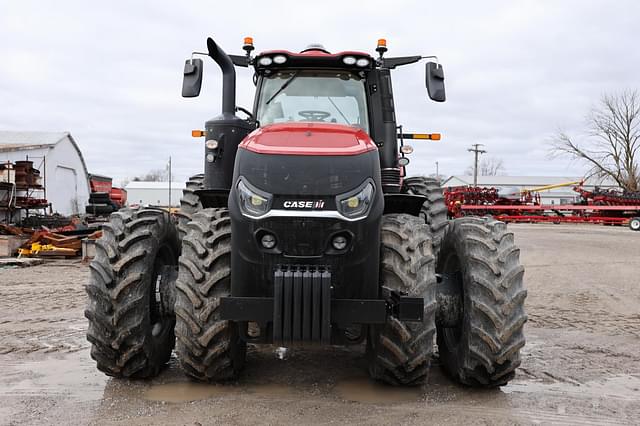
1;1;638;185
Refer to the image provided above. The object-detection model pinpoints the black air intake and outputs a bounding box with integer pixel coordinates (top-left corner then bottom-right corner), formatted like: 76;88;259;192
381;168;401;192
273;266;331;345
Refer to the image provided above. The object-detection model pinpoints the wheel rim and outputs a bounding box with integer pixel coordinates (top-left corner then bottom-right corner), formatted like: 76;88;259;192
440;251;464;350
149;243;176;338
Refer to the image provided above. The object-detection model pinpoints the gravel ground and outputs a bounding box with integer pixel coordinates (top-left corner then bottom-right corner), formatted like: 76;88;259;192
0;224;639;425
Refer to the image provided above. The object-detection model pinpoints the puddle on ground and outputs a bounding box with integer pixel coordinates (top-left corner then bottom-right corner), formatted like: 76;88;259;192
144;382;234;402
503;374;640;401
0;352;107;402
245;383;296;398
333;377;423;404
144;382;296;402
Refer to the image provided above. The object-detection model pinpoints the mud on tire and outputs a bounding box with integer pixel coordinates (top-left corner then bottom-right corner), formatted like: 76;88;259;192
367;214;437;386
436;216;527;387
176;174;204;241
404;176;448;258
175;208;246;381
85;207;179;378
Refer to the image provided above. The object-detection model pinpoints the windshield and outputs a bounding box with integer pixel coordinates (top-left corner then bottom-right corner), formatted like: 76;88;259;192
256;70;369;132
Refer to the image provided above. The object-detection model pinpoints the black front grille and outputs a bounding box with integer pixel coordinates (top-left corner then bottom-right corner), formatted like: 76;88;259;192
262;217;339;257
273;265;331;345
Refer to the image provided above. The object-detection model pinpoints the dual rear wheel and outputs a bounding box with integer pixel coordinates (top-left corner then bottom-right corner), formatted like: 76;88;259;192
367;214;527;387
85;207;178;378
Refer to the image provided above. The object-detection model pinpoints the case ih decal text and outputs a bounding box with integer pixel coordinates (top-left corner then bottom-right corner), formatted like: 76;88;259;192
283;200;326;209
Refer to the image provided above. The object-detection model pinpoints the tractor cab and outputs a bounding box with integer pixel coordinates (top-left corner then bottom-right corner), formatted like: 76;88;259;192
182;38;446;197
251;46;373;132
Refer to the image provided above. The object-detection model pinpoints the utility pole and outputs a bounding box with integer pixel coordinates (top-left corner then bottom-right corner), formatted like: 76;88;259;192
435;161;439;180
168;156;172;208
467;144;486;187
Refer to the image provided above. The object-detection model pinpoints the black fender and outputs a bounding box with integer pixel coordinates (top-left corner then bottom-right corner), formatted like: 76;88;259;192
383;193;427;217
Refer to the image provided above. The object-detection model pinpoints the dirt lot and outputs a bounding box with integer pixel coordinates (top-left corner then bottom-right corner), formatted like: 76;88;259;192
1;224;639;425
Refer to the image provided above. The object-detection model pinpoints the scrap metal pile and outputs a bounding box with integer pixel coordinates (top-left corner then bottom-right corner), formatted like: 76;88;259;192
0;222;101;258
445;182;640;226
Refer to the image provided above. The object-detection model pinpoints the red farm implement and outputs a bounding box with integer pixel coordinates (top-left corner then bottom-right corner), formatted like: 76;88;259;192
445;181;640;226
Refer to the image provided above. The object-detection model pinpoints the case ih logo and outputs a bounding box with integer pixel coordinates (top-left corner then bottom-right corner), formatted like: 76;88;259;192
283;200;325;209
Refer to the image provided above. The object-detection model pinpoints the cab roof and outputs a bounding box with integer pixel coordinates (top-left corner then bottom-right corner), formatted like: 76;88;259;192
253;47;374;71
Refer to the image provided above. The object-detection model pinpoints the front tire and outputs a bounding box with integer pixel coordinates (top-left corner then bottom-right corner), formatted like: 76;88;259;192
174;208;246;381
85;207;179;378
436;217;527;387
367;214;437;386
630;217;640;231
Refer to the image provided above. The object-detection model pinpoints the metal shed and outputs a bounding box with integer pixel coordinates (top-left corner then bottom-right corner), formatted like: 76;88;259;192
0;131;91;216
125;181;185;207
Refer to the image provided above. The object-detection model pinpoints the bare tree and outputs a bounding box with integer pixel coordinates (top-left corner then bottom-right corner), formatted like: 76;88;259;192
465;157;505;176
552;90;640;192
131;168;168;182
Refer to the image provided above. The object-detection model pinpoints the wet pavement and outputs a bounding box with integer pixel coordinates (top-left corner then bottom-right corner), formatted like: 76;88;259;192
1;224;639;425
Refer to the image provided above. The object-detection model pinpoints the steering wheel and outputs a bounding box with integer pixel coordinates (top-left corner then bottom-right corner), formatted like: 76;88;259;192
298;110;331;121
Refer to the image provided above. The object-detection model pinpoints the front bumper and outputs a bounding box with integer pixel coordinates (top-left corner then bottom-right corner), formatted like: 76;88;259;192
220;266;424;346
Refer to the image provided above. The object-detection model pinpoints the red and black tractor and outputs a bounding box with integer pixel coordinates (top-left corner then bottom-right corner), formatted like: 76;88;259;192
85;36;526;387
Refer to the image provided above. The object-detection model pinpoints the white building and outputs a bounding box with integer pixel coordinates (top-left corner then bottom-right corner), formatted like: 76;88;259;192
441;175;618;205
0;131;91;215
125;181;185;207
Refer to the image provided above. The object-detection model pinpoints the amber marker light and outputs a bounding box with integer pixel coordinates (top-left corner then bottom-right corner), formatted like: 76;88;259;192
376;38;388;56
410;133;441;140
192;130;205;137
243;36;255;55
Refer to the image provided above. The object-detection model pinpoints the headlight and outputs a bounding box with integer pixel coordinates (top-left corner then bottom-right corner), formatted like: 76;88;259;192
237;179;272;217
258;56;273;66
336;181;375;219
356;58;370;67
273;55;287;64
342;56;356;65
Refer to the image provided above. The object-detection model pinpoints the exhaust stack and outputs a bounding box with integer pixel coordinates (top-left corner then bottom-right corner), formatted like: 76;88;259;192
207;37;236;116
201;38;254;194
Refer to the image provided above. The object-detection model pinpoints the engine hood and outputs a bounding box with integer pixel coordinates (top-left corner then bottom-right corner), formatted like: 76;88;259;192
239;122;377;156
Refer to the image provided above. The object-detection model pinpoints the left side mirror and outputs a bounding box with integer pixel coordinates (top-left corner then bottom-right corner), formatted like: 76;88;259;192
425;62;446;102
182;58;203;98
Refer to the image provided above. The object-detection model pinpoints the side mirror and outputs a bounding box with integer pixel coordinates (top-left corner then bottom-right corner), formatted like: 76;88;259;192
425;62;446;102
182;58;203;97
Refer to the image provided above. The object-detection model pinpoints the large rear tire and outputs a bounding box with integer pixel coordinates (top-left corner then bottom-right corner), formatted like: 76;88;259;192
404;176;448;258
175;208;246;381
367;214;437;386
85;207;179;378
176;174;204;241
436;217;527;387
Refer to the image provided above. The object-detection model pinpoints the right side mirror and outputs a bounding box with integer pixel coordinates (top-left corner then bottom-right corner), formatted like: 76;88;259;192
425;62;446;102
182;58;203;98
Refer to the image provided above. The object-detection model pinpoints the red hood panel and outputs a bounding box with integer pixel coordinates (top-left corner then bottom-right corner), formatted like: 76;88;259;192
239;123;377;156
